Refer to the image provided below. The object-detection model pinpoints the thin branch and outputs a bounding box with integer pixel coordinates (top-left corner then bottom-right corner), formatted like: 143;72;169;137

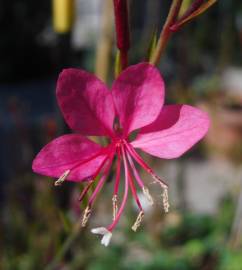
150;0;183;65
179;0;205;21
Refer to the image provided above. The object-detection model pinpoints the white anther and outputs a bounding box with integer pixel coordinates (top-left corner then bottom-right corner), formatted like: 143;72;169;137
132;210;144;232
82;206;91;227
54;170;70;186
112;195;118;221
162;188;170;213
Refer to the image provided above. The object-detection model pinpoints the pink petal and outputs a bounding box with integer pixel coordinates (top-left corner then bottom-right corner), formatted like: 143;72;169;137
131;105;210;159
32;134;108;182
57;68;115;136
112;62;165;135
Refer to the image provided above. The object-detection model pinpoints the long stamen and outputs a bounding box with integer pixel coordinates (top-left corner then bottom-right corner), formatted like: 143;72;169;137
124;141;169;213
112;147;121;220
55;148;110;187
54;170;70;186
108;146;129;232
78;180;94;202
128;170;143;210
114;147;121;195
126;150;144;188
88;155;114;206
128;173;145;231
126;150;154;205
125;156;142;210
81;155;114;227
124;149;146;231
128;167;142;210
79;155;110;202
124;142;168;188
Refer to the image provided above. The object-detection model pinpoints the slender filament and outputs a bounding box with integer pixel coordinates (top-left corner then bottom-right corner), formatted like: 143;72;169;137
88;154;114;206
108;146;129;231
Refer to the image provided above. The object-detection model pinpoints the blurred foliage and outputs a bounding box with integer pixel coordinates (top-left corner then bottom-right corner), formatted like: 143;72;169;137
1;185;241;270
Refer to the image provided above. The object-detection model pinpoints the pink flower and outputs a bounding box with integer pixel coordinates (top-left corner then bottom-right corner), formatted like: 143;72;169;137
32;62;209;246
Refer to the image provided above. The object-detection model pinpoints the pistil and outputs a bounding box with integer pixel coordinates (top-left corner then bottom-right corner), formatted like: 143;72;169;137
91;227;112;247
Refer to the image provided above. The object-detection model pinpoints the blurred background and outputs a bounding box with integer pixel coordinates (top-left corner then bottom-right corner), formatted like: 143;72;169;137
1;0;242;269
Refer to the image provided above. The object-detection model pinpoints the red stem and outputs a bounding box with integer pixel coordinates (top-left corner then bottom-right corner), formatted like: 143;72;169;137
150;0;183;65
179;0;205;21
113;0;130;70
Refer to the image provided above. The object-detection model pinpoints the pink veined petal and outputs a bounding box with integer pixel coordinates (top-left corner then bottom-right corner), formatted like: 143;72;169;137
131;105;210;159
32;134;109;182
57;68;115;137
112;62;165;135
67;154;108;182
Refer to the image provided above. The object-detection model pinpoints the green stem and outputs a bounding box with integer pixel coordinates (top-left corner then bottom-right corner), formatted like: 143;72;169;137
150;0;183;65
44;216;83;270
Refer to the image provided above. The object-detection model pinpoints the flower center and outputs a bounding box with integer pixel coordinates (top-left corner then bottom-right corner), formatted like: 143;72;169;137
54;138;169;247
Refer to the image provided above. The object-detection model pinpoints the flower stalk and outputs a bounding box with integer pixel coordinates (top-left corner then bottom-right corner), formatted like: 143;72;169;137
180;0;205;19
150;0;183;65
150;0;216;65
170;0;217;32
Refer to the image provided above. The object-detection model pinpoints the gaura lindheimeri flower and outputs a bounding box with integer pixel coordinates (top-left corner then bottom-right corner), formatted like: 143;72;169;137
32;62;210;246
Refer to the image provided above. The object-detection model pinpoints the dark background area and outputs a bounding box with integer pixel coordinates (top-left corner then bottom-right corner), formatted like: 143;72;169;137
1;1;242;269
